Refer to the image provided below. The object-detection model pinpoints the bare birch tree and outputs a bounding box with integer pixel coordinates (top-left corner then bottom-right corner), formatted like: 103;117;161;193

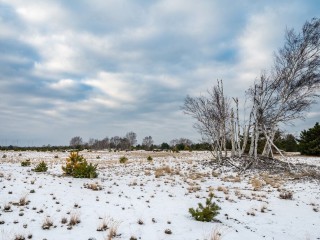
182;18;320;171
248;18;320;158
182;80;230;163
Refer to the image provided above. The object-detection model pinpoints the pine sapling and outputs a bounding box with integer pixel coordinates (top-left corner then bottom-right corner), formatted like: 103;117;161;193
189;192;220;222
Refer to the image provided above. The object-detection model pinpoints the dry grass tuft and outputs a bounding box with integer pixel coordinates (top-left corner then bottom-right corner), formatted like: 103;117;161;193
260;204;268;213
287;170;320;180
208;226;223;240
250;177;264;191
106;220;120;240
212;171;220;177
97;217;111;231
61;217;68;224
19;195;29;206
187;185;201;193
14;234;25;240
42;217;54;230
217;186;229;194
68;212;81;226
154;166;172;178
3;203;12;212
260;173;282;188
222;175;241;183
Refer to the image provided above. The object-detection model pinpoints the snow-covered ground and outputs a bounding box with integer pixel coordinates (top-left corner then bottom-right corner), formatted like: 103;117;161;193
0;150;319;240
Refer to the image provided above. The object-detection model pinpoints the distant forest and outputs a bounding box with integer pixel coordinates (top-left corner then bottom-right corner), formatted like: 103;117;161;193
1;123;319;156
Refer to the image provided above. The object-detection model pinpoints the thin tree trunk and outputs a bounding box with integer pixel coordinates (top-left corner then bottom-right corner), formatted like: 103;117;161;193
262;128;276;157
254;122;259;159
230;109;235;157
235;98;241;157
249;125;255;157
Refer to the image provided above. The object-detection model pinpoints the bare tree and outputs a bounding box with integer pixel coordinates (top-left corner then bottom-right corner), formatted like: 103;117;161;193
110;136;121;149
69;136;83;148
169;138;193;150
101;137;110;149
125;131;137;147
119;137;130;150
248;18;320;158
182;80;230;163
142;136;154;150
170;139;178;147
182;18;320;171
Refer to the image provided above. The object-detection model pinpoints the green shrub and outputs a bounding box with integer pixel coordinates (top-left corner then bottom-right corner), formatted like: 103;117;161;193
34;161;48;172
73;161;98;178
62;152;98;178
21;159;31;167
119;156;128;163
147;156;153;161
189;193;220;222
62;152;86;175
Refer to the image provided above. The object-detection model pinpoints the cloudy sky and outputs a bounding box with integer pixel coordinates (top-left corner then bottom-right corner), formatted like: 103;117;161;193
0;0;319;146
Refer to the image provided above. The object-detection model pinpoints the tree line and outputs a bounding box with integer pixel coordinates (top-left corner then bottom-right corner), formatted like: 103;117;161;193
0;123;318;155
68;133;209;151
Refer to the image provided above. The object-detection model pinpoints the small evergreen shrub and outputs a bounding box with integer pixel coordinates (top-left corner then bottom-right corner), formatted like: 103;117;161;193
119;156;128;163
62;152;98;178
34;161;48;172
21;159;31;167
147;156;153;161
189;193;220;222
62;152;85;175
73;161;98;178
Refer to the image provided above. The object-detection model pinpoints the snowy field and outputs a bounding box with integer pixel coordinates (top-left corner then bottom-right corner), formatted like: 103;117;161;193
0;150;319;240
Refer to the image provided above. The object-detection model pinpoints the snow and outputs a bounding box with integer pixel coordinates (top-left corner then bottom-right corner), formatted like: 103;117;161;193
0;150;319;240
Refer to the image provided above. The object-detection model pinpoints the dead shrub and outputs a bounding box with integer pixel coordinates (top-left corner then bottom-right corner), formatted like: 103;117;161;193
84;183;103;191
42;217;54;230
279;191;293;200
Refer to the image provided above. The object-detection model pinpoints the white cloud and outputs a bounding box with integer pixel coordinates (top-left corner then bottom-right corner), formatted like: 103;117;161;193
83;71;145;108
49;79;76;90
23;33;79;75
14;1;67;25
0;0;319;145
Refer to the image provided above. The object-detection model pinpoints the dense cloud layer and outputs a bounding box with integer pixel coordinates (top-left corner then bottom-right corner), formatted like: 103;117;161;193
1;0;319;146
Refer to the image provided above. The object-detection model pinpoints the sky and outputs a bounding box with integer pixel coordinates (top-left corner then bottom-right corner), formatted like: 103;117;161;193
0;0;320;146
